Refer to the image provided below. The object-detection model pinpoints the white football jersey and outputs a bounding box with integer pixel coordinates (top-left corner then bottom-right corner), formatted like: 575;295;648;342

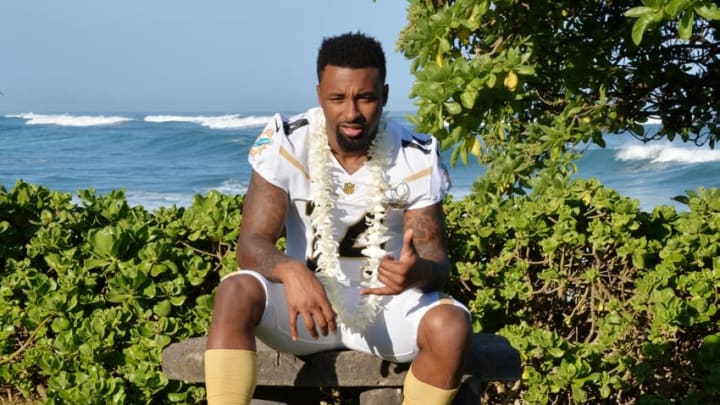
248;107;450;284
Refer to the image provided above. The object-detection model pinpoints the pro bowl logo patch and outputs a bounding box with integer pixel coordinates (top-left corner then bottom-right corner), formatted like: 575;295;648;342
386;181;410;208
250;128;274;158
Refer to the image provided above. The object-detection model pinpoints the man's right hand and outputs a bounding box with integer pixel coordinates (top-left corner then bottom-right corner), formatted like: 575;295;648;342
278;261;337;341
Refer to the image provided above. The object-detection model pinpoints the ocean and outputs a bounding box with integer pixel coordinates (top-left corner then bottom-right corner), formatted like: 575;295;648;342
1;112;719;212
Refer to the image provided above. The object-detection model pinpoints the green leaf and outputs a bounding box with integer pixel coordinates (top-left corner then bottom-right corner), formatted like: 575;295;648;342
150;263;168;277
699;334;720;363
460;88;478;109
91;229;114;256
154;300;172;317
665;0;692;18
38;352;63;373
51;317;71;332
631;15;653;45
142;282;157;298
439;37;451;52
170;295;187;306
548;347;565;358
515;65;536;76
632;251;646;269
600;384;611;398
459;140;469;166
105;290;128;303
486;73;497;88
695;1;720;19
78;343;94;358
678;11;694;39
167;392;188;402
571;382;588;402
624;6;653;18
444;101;462;115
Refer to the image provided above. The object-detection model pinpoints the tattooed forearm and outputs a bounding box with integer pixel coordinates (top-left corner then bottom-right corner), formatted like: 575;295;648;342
404;203;450;291
242;237;291;273
236;171;296;280
405;203;448;261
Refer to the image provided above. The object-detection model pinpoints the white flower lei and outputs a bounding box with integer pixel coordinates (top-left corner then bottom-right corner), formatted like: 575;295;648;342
307;108;393;331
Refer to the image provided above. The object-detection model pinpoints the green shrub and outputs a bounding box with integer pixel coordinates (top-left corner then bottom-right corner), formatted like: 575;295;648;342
445;178;720;404
0;181;241;404
1;179;719;403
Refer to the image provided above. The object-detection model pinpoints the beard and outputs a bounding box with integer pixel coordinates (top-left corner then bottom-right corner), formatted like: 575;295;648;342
334;124;378;153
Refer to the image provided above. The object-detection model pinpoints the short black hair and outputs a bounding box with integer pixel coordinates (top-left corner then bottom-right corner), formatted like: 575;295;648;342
316;32;386;83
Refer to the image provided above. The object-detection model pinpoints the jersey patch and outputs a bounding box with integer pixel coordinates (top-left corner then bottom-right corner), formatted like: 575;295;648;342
386;181;410;208
250;127;274;158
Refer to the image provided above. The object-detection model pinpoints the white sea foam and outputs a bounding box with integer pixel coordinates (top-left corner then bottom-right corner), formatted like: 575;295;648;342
210;179;248;196
124;191;193;211
7;113;133;127
124;182;247;210
144;114;271;129
616;144;720;164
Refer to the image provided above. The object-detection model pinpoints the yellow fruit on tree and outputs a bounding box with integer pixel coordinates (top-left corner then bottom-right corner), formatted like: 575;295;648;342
435;47;444;67
470;137;481;157
497;125;506;141
504;70;518;91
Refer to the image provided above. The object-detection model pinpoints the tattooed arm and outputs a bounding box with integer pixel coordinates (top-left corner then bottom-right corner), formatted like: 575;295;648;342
361;202;450;295
237;171;336;339
404;202;451;292
236;171;295;281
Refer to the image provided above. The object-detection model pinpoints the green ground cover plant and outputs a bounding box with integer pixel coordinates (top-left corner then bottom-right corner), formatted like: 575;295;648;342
1;179;719;403
0;183;240;404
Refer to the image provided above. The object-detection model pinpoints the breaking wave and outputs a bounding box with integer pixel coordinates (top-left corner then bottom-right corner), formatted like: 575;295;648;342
7;113;133;127
616;144;720;164
143;114;271;129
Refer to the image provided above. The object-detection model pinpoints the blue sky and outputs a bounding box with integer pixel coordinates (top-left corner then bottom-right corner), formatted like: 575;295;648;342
0;1;415;114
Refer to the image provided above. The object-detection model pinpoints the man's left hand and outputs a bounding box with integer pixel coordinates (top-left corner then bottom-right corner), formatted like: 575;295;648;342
360;229;431;296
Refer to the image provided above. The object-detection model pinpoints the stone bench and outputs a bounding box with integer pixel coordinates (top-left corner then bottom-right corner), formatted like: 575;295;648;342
162;333;521;404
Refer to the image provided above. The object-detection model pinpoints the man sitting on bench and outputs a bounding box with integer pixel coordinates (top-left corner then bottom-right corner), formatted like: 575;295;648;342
204;31;472;405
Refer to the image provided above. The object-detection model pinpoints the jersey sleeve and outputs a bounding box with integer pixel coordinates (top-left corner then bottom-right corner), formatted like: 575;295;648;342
248;113;290;191
387;120;451;210
408;136;451;209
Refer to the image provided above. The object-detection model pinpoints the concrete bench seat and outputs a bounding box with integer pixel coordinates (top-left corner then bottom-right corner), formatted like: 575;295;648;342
162;333;521;404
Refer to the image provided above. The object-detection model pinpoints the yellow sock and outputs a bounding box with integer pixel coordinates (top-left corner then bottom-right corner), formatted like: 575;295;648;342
204;349;257;405
402;366;459;405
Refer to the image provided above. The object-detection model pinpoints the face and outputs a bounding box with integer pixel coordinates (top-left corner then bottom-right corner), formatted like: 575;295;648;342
316;65;388;154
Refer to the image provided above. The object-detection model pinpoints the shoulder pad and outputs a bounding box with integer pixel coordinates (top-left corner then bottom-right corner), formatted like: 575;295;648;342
282;117;309;136
401;134;433;155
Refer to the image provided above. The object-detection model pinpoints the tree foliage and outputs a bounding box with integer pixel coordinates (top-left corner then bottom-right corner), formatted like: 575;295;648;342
397;0;720;182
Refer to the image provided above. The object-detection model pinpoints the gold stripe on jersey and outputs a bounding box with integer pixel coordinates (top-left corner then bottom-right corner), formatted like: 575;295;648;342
279;146;309;179
403;167;432;183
